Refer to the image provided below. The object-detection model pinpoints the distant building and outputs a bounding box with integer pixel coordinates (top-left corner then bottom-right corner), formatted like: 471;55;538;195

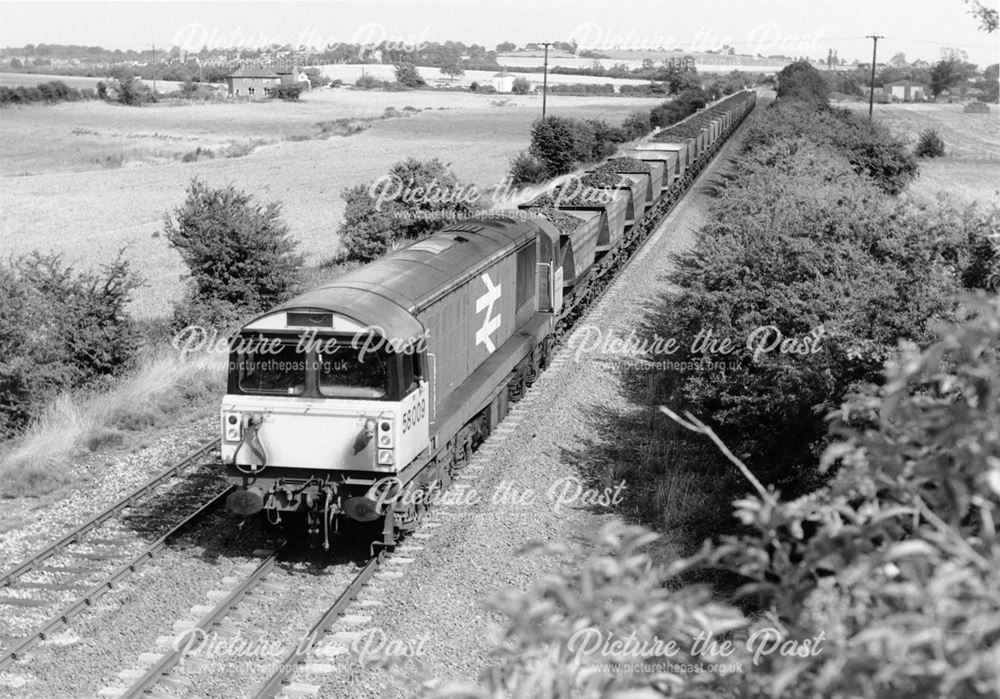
492;71;515;92
884;80;927;102
276;67;310;89
226;66;281;97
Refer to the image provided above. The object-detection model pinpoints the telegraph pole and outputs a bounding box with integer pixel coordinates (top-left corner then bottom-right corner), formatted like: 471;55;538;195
541;41;552;118
866;35;883;120
151;43;157;93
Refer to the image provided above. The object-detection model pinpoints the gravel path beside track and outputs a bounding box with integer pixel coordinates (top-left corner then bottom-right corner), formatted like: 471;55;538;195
0;419;216;568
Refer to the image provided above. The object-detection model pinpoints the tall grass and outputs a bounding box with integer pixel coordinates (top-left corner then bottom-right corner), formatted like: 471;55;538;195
0;351;225;497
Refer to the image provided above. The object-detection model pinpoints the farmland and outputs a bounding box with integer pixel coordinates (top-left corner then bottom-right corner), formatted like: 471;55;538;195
0;86;658;316
841;100;1000;203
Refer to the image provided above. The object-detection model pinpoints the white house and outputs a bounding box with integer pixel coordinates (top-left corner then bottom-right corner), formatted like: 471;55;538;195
492;71;515;92
884;80;927;102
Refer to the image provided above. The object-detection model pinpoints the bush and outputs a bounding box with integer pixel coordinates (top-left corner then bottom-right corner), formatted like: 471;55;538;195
105;68;155;106
645;113;964;490
511;76;531;94
622;111;652;140
337;158;477;262
776;59;830;105
508;151;549;185
354;74;386;90
649;88;708;128
915;128;946;157
393;63;426;88
583;118;626;159
529;116;584;175
461;298;1000;698
163;179;303;327
0;252;142;437
0;80;93;106
273;83;303;101
741;101;918;194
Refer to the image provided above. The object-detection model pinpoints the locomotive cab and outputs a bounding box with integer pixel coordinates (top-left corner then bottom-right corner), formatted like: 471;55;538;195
220;306;431;549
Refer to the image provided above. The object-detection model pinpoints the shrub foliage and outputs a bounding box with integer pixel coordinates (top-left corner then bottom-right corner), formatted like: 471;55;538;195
163;179;303;326
0;252;142;437
337;158;476;262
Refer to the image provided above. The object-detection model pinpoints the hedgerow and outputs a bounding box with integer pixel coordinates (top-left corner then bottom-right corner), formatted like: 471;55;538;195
429;297;1000;698
0;80;95;105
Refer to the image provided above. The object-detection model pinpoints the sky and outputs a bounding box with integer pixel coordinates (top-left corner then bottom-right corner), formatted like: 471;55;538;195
0;0;997;67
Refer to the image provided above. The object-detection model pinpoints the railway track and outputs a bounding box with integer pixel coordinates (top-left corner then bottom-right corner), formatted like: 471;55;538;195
97;548;383;699
0;441;225;670
111;544;286;698
249;553;383;699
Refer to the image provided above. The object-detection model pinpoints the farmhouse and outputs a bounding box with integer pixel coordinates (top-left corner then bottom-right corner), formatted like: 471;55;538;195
883;80;927;102
226;66;280;97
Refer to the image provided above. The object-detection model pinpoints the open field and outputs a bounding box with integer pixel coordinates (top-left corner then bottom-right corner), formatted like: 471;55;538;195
840;100;1000;204
0;71;192;93
1;87;660;317
317;63;655;90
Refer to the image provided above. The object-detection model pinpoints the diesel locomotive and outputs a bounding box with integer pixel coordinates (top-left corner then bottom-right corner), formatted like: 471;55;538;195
220;90;757;550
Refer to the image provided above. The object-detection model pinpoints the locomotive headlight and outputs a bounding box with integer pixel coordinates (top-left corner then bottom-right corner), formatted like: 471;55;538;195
223;412;242;442
378;420;393;448
377;449;394;465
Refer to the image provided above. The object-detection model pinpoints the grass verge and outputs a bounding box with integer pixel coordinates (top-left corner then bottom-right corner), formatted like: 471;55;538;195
0;351;225;497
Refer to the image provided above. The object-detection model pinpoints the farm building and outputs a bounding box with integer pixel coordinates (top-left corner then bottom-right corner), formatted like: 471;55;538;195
276;67;311;89
884;80;927;102
226;66;281;97
492;71;516;92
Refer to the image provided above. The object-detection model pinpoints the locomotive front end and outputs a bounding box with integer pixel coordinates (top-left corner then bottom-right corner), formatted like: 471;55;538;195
220;305;430;549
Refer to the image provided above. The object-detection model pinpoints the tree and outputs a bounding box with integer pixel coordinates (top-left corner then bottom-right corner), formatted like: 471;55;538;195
180;78;198;98
964;0;999;32
106;67;154;106
889;51;908;67
163;179;303;325
529;116;583;175
9;57;22;68
394;63;426;88
495;41;516;53
775;60;830;104
304;67;329;88
439;61;464;81
930;49;977;96
510;76;531;94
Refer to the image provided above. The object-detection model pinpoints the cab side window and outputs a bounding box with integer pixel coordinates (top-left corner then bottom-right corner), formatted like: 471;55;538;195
400;353;418;394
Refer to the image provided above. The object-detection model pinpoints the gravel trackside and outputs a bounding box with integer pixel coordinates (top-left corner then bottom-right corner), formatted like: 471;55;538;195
0;418;217;571
292;113;755;698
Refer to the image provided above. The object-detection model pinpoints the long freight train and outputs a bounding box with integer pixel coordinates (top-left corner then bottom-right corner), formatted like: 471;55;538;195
220;90;757;550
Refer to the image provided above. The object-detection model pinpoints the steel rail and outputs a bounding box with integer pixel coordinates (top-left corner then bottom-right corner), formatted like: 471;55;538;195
0;485;233;670
0;440;220;589
117;544;285;699
249;553;384;699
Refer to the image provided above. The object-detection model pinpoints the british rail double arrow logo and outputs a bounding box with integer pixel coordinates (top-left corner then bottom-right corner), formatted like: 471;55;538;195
475;272;502;353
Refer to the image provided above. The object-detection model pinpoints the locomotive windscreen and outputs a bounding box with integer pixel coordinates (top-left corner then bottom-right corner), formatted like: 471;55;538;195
233;335;393;399
238;343;308;395
317;349;389;399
